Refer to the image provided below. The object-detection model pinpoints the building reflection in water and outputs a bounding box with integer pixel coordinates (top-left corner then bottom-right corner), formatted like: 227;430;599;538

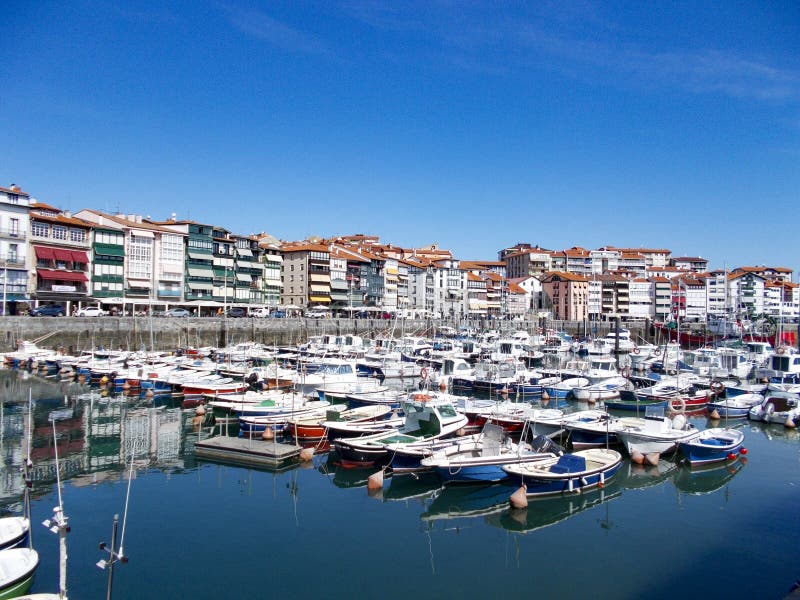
0;370;197;509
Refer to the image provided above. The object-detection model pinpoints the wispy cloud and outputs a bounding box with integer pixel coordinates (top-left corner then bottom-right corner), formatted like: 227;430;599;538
219;4;330;57
344;2;800;103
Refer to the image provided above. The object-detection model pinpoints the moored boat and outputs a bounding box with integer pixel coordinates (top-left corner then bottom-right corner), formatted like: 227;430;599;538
503;448;623;496
332;396;468;468
677;428;745;466
0;548;39;599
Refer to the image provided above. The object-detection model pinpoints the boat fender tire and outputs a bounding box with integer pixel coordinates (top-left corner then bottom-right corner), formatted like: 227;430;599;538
670;398;686;414
420;367;429;380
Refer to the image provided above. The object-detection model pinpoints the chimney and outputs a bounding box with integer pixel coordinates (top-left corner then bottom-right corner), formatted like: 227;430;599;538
9;183;20;192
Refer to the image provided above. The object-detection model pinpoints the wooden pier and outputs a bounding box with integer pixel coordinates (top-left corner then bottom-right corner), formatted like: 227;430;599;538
194;436;301;468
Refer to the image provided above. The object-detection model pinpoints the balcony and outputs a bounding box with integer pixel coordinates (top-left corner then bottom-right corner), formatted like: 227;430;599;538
0;255;26;267
0;228;26;240
157;288;182;298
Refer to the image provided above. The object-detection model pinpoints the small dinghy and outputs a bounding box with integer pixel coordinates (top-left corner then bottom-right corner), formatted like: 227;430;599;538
678;428;745;466
503;448;623;496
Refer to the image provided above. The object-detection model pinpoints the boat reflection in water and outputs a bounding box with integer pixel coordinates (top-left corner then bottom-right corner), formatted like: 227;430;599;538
487;479;624;534
383;473;441;503
673;458;746;496
421;483;512;523
623;459;679;492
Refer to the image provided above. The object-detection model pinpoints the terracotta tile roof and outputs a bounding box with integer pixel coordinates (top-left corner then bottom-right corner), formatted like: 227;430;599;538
542;271;589;283
281;242;330;253
0;185;30;196
603;246;672;254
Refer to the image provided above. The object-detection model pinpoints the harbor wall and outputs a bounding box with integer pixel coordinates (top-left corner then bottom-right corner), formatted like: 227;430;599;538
0;317;654;353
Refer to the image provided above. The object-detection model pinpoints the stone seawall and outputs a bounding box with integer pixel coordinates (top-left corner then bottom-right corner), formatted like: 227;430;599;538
0;316;656;353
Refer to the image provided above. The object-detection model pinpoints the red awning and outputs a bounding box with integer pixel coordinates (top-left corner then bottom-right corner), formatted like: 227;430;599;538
71;250;90;264
53;249;74;262
34;246;55;260
37;269;88;282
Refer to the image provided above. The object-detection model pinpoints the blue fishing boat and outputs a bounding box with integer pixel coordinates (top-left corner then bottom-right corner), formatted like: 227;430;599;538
706;393;763;419
677;428;745;466
420;429;562;484
502;448;623;496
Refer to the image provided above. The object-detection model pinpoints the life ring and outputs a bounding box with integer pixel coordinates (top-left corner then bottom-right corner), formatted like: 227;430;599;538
620;367;631;378
710;381;725;395
420;367;429;380
777;347;786;355
669;397;686;414
412;392;432;402
632;347;640;355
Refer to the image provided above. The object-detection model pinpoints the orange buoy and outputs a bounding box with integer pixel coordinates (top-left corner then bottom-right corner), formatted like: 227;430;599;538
709;409;720;420
367;469;384;491
195;405;206;416
261;428;274;440
631;450;644;465
509;484;528;509
785;417;796;429
299;448;314;462
645;453;660;467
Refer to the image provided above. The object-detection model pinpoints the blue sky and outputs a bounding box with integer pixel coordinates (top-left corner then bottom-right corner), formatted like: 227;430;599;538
2;1;798;272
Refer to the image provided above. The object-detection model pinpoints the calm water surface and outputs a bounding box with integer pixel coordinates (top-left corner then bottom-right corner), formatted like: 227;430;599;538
2;369;799;599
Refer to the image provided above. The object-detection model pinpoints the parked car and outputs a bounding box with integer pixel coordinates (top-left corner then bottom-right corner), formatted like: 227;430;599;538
251;307;271;318
305;309;328;319
76;305;106;317
269;310;286;318
164;308;191;317
226;307;247;318
29;304;66;317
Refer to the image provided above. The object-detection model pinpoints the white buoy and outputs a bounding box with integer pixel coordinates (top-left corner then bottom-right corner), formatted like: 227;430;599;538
631;450;644;465
145;388;154;398
541;390;550;401
509;485;528;509
299;447;314;461
645;453;660;466
195;405;206;416
367;470;384;491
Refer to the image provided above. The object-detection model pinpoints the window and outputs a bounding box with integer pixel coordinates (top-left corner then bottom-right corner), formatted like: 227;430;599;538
32;222;49;237
161;234;183;261
9;219;19;236
128;234;153;279
69;228;86;242
8;244;17;262
53;225;68;240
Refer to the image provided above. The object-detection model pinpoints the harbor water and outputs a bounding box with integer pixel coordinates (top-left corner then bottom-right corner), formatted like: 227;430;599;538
2;369;799;599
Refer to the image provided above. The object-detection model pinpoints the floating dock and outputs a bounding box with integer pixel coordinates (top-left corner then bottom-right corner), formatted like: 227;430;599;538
194;436;301;468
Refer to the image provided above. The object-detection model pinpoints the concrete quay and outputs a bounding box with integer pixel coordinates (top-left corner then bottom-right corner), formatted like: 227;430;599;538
0;316;645;354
